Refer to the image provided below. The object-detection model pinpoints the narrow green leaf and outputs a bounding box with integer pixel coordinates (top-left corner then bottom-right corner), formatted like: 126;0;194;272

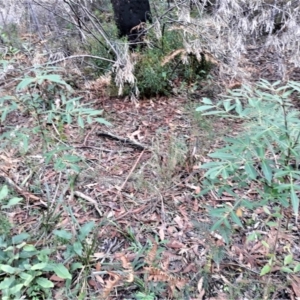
200;162;221;169
201;97;213;104
63;154;81;163
202;110;227;116
31;262;48;270
235;99;243;115
36;277;54;288
261;241;269;249
266;222;278;227
209;152;236;160
284;254;293;265
294;263;300;273
73;241;83;256
204;167;223;180
261;160;272;183
85;109;104;116
1;197;23;208
263;206;271;215
52;264;72;279
260;264;271;276
291;188;299;220
246;232;259;242
221;168;229;179
87;116;92;124
223;100;232;111
71;262;83;272
211;219;225;232
78;221;95;241
281;90;294;98
77;116;84;128
280;266;293;273
16;77;35;91
195;105;214;112
230;211;243;227
53;230;72;240
66;114;72;124
94;118;111;126
0;185;8;201
254;147;264;158
244;163;257;180
223;218;231;229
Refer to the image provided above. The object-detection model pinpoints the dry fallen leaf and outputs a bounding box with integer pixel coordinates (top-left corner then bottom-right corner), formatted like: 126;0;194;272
49;274;65;282
166;240;185;249
197;277;205;300
174;215;184;229
291;275;300;297
236;207;243;217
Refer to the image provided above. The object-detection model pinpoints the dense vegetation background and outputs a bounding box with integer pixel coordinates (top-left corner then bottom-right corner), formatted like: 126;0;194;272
0;0;300;299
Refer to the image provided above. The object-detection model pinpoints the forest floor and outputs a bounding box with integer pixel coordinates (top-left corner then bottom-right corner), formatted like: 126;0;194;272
1;44;300;300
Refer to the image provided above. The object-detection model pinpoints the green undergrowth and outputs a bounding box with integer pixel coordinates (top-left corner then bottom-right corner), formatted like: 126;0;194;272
0;59;112;298
196;79;300;298
90;28;212;98
133;30;211;98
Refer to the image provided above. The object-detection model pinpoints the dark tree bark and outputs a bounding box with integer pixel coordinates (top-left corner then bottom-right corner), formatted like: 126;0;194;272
111;0;152;46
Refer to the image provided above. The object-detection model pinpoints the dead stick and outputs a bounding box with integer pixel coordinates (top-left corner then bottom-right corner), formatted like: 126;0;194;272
97;131;148;150
74;191;103;216
113;150;145;202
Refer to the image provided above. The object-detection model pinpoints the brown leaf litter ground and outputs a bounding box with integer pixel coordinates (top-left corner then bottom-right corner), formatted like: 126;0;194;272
1;48;300;299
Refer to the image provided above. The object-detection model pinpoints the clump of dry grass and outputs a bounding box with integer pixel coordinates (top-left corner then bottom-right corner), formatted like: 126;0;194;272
166;0;300;84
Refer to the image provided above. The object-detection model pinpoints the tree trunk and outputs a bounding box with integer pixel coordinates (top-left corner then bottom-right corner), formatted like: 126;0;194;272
111;0;152;46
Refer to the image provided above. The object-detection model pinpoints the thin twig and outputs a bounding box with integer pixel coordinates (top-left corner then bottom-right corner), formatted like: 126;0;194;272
33;55;115;68
83;125;97;146
0;171;47;206
113;150;145;202
74;190;103;216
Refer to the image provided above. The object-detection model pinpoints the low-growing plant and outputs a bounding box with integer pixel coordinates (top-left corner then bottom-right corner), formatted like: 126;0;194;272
0;63;110;174
0;232;72;300
54;220;96;266
0;185;70;299
0;185;23;235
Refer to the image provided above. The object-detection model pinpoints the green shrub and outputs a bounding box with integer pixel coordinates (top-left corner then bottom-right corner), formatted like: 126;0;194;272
82;15;212;98
134;30;211;98
196;80;300;244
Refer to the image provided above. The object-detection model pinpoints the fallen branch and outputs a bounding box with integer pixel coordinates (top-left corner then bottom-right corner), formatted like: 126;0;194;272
97;131;148;150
